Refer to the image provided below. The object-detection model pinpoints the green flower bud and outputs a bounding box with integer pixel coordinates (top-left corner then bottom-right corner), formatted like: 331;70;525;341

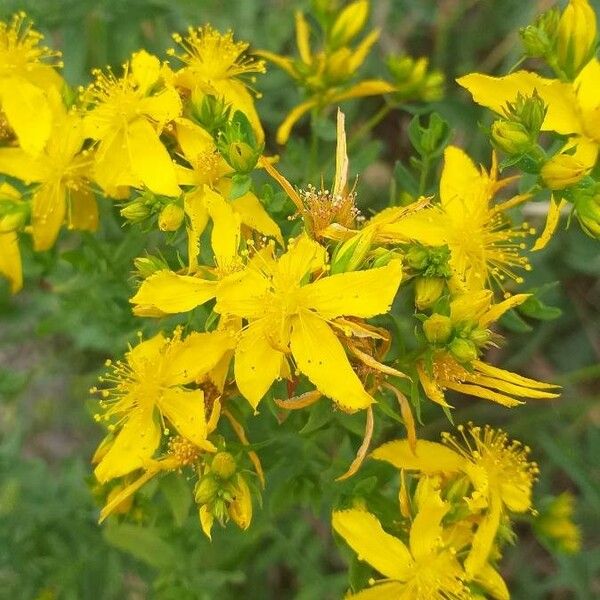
195;475;219;505
226;141;260;173
405;245;429;270
556;0;597;79
423;314;452;345
0;208;26;232
211;452;237;480
330;229;374;274
491;120;533;154
191;92;231;135
414;277;445;310
120;200;151;223
134;255;168;279
469;327;491;347
574;190;600;238
448;338;478;364
158;203;185;232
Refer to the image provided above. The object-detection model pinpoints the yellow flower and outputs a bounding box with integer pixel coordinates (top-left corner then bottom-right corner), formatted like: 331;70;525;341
167;26;265;142
373;423;539;577
374;146;533;290
0;13;64;155
417;289;560;408
0;183;24;293
92;329;235;483
540;152;589;190
0;107;96;251
215;234;403;411
535;492;582;553
458;57;600;170
82;50;181;197
130;186;243;316
332;487;469;599
257;3;396;144
174;117;282;268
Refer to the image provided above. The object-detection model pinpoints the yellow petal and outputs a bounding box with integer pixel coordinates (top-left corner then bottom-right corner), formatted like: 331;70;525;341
468;374;558;400
184;188;209;271
99;467;158;523
295;11;312;64
94;407;160;483
532;197;567;251
416;362;452;408
331;79;397;103
372;439;464;473
278;234;326;284
231;191;283;244
203;187;241;266
300;259;402;319
289;310;373;412
130;269;217;314
137;86;182;126
127;332;168;375
457;71;582;135
332;509;412;580
68;186;98;232
234;319;285;410
440;146;487;216
0;231;22;293
347;29;381;73
276;98;318;145
575;57;600;141
479;293;530;326
465;495;502;578
443;381;524;407
473;360;560;390
0;76;52;155
255;50;297;78
333;109;349;198
126;118;180;197
175;118;215;164
0;147;47;182
228;474;253;530
376;208;446;246
131;50;161;93
165;330;236;385
474;563;510;600
215;269;270;319
92;128;139;193
31;183;66;251
199;504;214;540
158;387;216;452
409;487;448;560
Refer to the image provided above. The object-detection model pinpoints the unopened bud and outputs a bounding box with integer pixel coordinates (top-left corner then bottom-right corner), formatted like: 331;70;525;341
574;191;600;237
556;0;597;79
469;327;491;347
448;338;478;364
491;120;533;154
226;142;259;173
120;200;150;223
541;154;589;190
405;245;429;271
227;474;252;530
331;229;374;274
423;314;452;345
414;277;445;310
0;209;26;232
195;475;219;505
158;203;185;231
134;256;168;278
211;452;237;480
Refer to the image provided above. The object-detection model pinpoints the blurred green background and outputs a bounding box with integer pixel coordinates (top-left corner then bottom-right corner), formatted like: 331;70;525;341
0;1;599;598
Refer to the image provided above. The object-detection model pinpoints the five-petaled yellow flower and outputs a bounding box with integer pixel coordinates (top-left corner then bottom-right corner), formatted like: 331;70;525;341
215;234;402;411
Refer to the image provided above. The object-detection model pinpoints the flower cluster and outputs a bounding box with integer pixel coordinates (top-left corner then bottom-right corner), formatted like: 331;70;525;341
0;2;589;596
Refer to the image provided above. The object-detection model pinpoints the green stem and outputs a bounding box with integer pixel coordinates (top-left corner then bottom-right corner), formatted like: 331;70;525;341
418;156;431;196
307;108;320;183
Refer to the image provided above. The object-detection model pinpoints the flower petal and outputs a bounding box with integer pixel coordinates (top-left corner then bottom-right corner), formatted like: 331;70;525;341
68;186;98;232
276;98;318;145
131;270;217;315
465;495;502;578
532;197;567;251
31;182;66;251
299;259;402;319
231;191;283;244
94;407;160;483
332;509;412;580
290;310;373;412
0;231;22;293
372;439;464;473
409;487;448;560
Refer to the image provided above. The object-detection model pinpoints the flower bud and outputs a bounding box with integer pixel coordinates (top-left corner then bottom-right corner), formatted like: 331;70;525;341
423;314;452;345
195;475;219;505
574;191;600;238
540;154;589;190
329;1;368;49
134;255;168;279
228;474;253;531
556;0;597;78
211;452;237;480
491;120;533;154
469;327;491;347
158;203;185;231
414;277;445;310
120;200;150;223
330;229;374;274
225;142;259;173
535;492;581;554
520;8;560;57
405;245;429;271
448;338;478;364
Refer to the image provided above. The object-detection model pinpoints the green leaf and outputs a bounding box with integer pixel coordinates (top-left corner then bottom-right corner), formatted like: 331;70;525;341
519;296;562;321
499;309;534;333
160;473;192;528
103;523;177;569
